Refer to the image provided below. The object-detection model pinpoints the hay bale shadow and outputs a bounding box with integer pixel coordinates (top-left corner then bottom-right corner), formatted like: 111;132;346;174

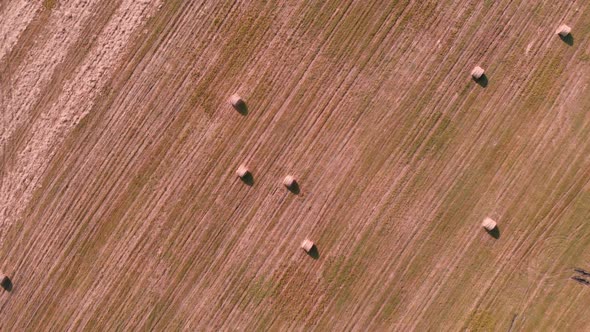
571;276;590;286
574;268;590;277
239;172;254;186
1;277;13;292
474;74;488;87
559;34;574;46
232;101;248;115
287;181;300;195
486;226;500;239
306;245;320;259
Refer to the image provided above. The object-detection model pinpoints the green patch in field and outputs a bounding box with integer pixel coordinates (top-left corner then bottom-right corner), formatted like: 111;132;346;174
564;191;590;243
522;54;566;111
577;4;590;37
521;192;590;327
467;310;497;331
145;301;166;330
404;111;456;161
403;111;441;160
422;114;456;155
323;5;368;59
43;0;57;10
253;313;274;331
532;3;544;18
245;276;276;305
322;227;373;311
378;295;401;322
304;1;336;35
187;3;278;116
324;257;355;310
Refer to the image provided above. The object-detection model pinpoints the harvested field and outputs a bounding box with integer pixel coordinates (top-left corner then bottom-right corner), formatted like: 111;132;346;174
2;0;590;330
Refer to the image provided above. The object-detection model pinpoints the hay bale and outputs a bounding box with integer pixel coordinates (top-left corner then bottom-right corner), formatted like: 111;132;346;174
236;165;249;178
229;94;244;107
556;24;571;37
471;66;485;80
301;239;314;253
482;217;497;231
283;175;296;188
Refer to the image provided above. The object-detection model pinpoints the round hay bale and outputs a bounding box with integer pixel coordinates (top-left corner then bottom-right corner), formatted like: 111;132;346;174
236;165;249;178
283;175;296;188
471;66;485;80
301;239;314;253
556;24;571;37
482;217;497;231
229;94;244;107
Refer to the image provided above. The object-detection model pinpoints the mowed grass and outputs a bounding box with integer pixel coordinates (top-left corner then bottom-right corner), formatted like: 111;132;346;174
3;0;590;330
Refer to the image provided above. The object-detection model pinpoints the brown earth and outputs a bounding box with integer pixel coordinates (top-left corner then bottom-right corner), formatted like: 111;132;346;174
2;0;590;330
